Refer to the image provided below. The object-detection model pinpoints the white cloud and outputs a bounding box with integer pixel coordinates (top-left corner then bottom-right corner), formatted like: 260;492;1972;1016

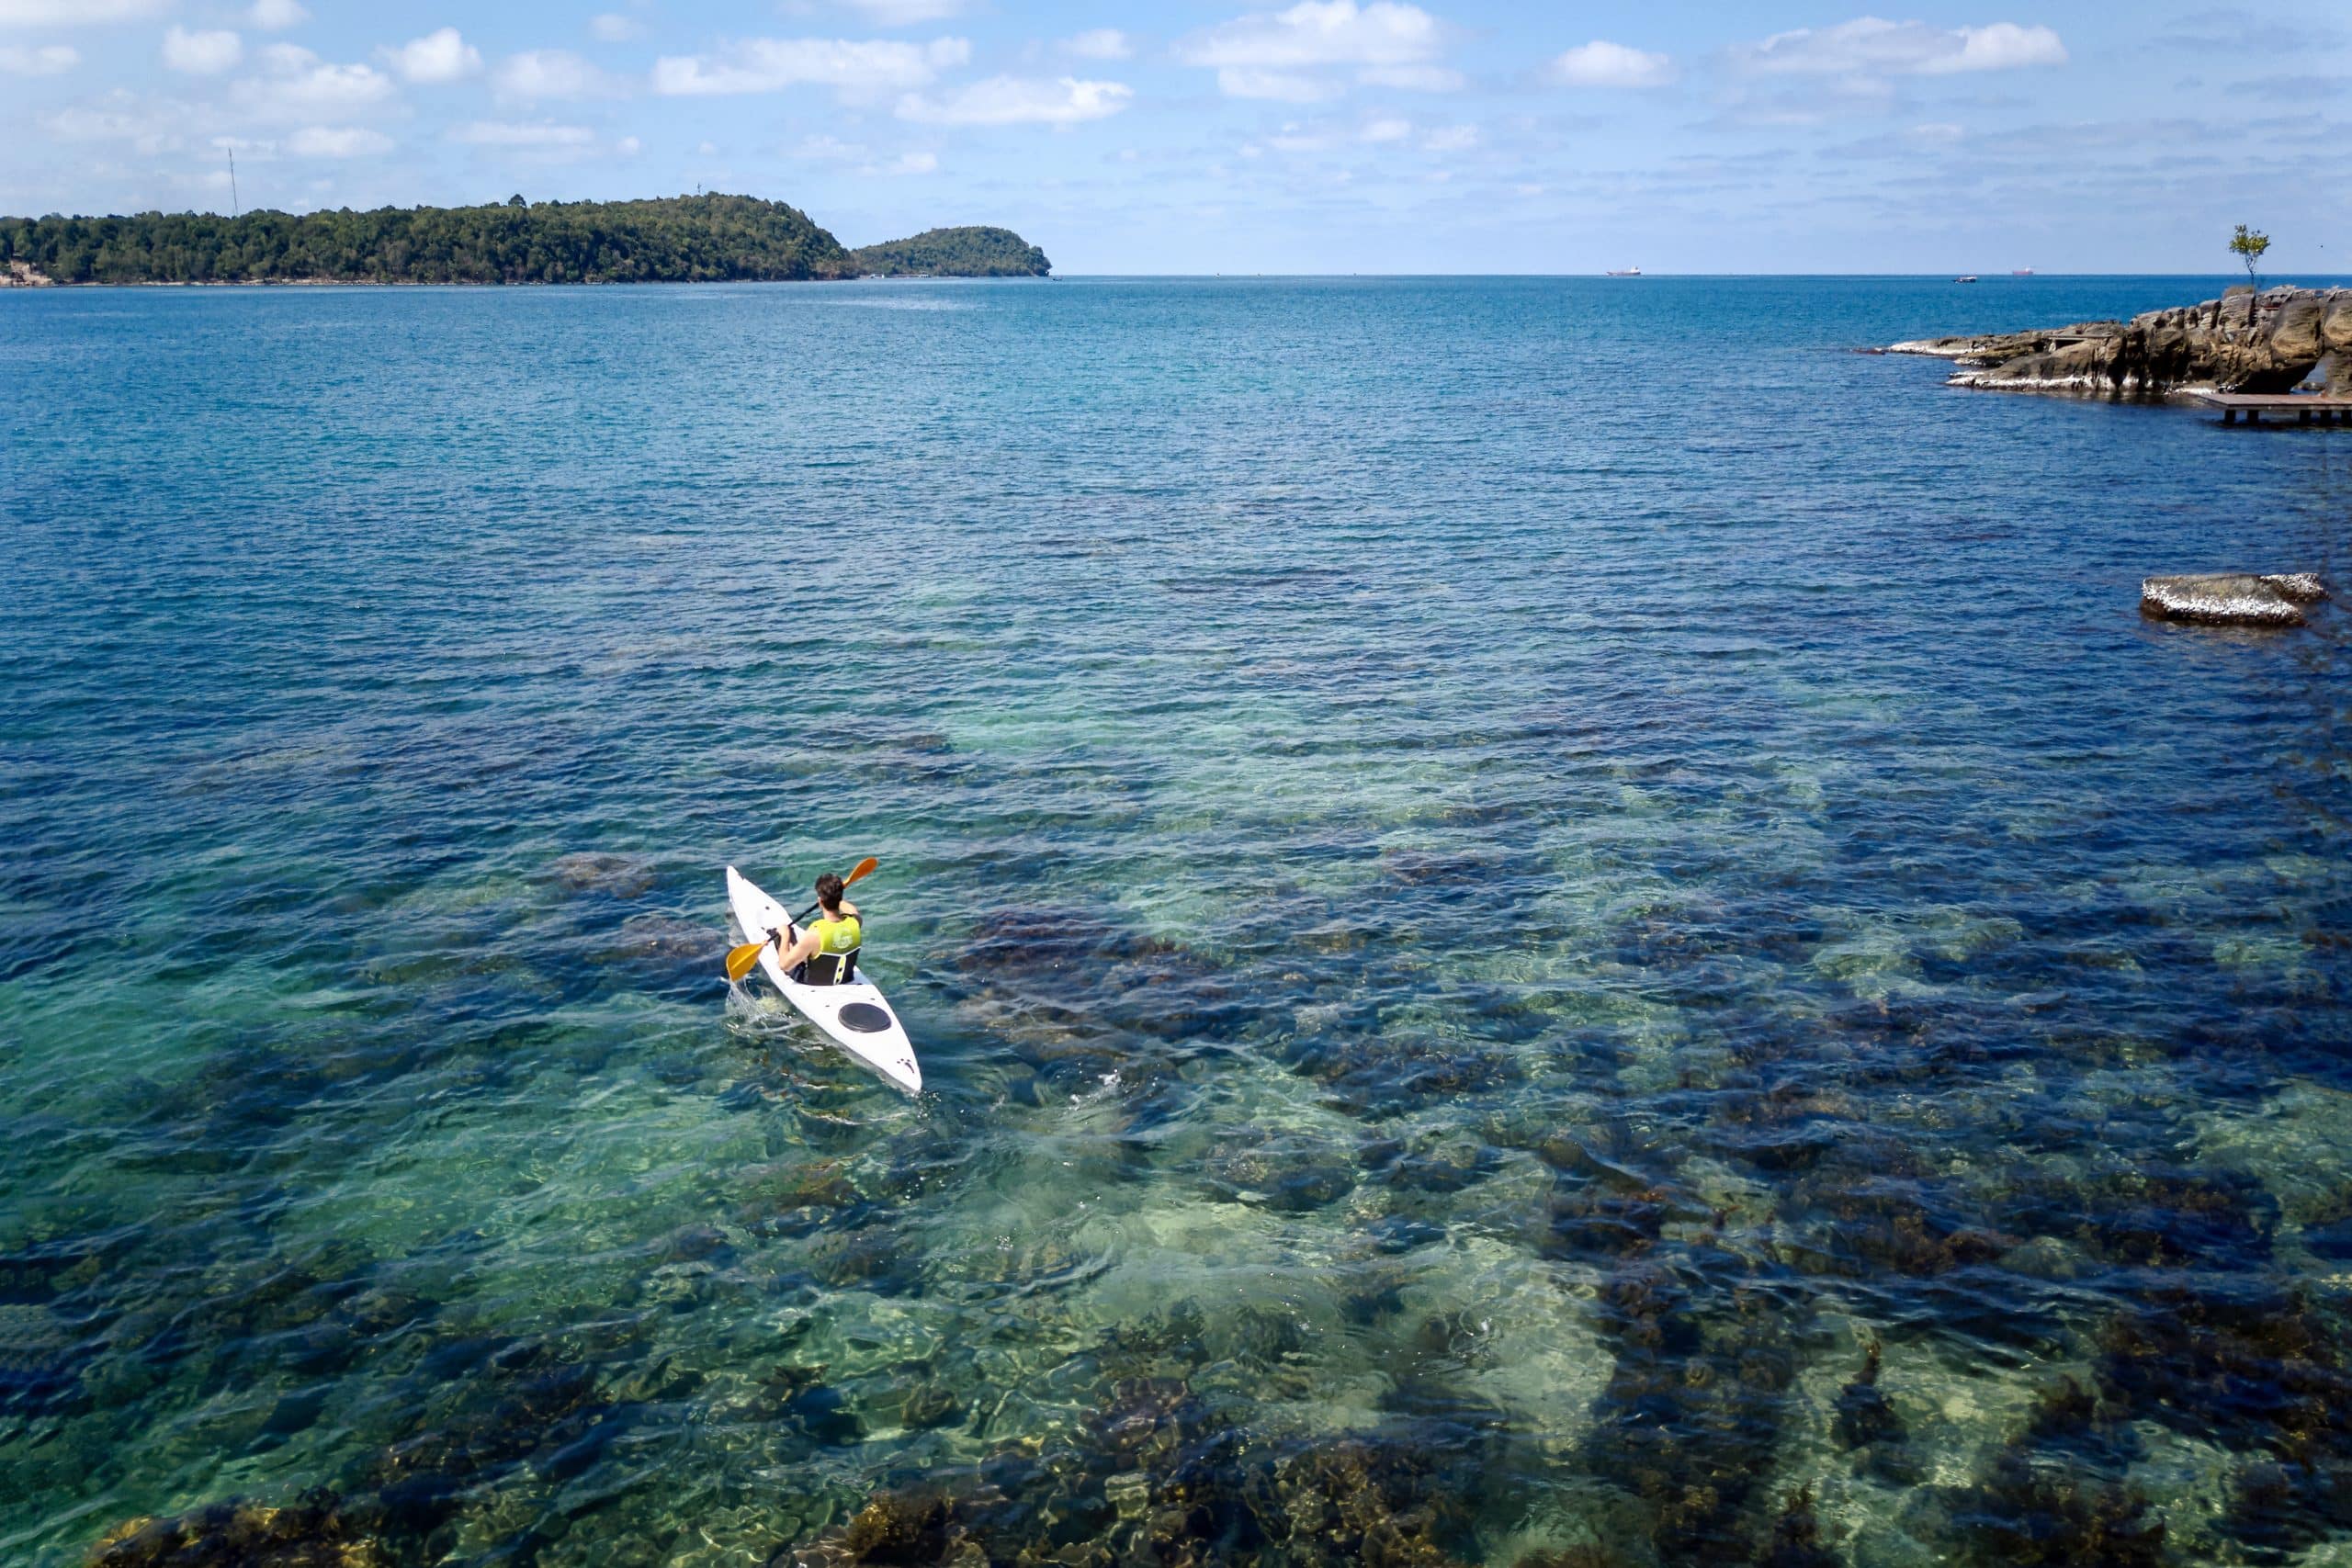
1937;21;2068;72
896;73;1132;126
1215;67;1339;102
43;92;182;149
245;0;306;28
1359;115;1411;142
1062;28;1132;60
237;44;398;122
1738;18;2067;79
588;13;642;43
288;124;392;156
493;49;613;101
448;119;638;164
0;0;165;26
1423;121;1477;151
844;0;965;22
1547;39;1675;89
381;28;480;85
1182;0;1441;68
793;133;939;175
1359;63;1462;90
0;41;74;72
1179;1;1450;97
164;26;243;73
448;119;594;147
1265;122;1340;153
652;36;967;99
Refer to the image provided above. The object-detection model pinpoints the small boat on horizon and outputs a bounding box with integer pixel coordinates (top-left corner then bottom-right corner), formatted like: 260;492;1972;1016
1605;265;1642;277
1954;275;1979;283
2011;267;2035;277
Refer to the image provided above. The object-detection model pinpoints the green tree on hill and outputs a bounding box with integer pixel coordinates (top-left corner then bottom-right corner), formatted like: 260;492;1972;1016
849;226;1050;278
0;196;885;285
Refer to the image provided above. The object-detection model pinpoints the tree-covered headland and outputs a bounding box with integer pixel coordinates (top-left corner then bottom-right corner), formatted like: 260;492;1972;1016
848;227;1052;278
0;194;1051;286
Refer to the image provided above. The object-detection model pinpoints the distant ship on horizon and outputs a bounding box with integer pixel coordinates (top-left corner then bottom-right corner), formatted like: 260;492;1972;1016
2011;267;2035;276
1605;265;1642;276
1955;275;1980;283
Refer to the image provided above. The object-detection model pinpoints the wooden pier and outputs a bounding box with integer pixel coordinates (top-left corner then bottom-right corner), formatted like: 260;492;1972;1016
2188;391;2352;425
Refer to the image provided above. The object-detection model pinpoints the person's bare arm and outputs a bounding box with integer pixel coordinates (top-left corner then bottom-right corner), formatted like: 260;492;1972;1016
777;926;820;970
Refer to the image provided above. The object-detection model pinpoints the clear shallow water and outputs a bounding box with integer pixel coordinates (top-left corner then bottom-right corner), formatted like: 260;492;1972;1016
2;276;2349;1567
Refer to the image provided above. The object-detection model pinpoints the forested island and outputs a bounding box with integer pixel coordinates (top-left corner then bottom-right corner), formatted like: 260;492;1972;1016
0;194;1051;287
848;227;1051;278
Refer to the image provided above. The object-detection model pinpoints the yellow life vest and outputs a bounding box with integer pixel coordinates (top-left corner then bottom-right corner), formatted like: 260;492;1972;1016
809;913;861;956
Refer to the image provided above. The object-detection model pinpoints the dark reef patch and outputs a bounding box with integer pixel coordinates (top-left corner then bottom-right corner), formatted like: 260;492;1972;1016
1288;1032;1521;1118
89;1489;389;1567
1832;1337;1923;1483
1202;1127;1358;1212
1571;1247;1806;1564
775;1371;1495;1568
1939;1450;2167;1568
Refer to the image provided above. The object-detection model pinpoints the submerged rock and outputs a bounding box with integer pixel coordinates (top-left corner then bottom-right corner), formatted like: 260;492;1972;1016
0;1300;93;1415
2140;573;2328;627
1892;286;2352;398
607;913;720;962
545;851;655;897
779;1375;1487;1568
1757;1487;1839;1568
1944;1450;2168;1567
90;1491;389;1567
1833;1337;1919;1483
1202;1129;1358;1211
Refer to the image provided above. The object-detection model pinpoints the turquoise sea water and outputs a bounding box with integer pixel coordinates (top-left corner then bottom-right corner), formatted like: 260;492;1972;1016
3;276;2349;1566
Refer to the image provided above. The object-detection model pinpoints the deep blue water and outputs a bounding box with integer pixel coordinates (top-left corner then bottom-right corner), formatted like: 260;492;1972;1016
3;276;2349;1567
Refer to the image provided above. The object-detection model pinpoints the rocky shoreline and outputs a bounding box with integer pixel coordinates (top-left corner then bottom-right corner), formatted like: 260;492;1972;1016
1891;286;2352;399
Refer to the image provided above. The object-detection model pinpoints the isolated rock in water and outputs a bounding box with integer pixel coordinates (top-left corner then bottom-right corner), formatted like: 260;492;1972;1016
1892;287;2352;398
2140;574;2329;627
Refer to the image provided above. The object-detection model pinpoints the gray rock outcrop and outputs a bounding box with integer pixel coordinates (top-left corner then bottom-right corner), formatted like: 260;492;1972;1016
1893;288;2352;399
2140;573;2330;627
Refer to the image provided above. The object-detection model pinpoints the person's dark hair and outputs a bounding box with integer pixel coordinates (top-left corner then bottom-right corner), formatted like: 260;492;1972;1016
816;872;845;912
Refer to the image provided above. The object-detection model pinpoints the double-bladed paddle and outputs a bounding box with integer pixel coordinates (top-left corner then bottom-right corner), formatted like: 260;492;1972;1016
724;856;877;982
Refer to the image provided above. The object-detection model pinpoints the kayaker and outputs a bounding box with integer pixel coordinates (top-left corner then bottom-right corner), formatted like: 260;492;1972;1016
777;871;862;986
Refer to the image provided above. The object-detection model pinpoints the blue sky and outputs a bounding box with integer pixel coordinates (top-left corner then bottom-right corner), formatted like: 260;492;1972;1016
2;2;2344;274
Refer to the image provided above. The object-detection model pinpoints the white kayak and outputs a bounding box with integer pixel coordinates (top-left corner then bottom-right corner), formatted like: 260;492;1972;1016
725;865;922;1094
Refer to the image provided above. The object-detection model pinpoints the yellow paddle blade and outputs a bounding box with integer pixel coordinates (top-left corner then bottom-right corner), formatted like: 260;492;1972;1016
724;938;771;983
842;855;878;888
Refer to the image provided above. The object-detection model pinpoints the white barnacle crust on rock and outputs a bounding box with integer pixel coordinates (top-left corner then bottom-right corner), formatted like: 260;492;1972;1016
2140;573;2330;627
